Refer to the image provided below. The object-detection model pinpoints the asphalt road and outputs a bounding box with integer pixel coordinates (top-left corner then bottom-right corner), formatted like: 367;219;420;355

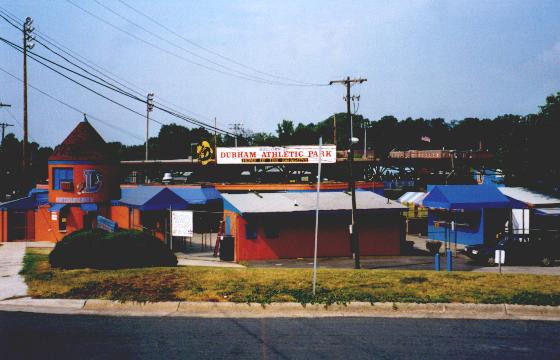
1;311;559;359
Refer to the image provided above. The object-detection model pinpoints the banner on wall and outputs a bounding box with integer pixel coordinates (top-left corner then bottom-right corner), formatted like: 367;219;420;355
216;145;337;164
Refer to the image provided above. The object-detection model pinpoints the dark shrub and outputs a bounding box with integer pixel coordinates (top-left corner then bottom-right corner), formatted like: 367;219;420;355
426;240;442;255
49;229;177;269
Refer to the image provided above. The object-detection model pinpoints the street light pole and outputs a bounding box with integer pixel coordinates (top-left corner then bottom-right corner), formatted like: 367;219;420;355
329;76;367;269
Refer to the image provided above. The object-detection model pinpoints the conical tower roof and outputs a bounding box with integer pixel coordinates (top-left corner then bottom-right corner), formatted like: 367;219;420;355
49;119;118;163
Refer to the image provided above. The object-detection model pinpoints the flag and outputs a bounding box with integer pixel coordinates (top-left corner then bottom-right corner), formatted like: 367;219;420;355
421;136;431;143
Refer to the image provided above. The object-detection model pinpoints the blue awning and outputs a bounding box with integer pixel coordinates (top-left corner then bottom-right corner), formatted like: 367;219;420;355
115;186;222;210
423;185;511;210
117;187;189;211
81;203;98;212
48;203;68;212
0;196;38;211
170;187;222;205
535;208;560;216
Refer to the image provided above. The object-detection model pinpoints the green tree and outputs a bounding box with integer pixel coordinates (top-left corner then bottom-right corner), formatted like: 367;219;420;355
276;120;295;144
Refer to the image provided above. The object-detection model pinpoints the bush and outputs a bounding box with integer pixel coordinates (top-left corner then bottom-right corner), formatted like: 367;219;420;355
426;240;442;255
49;229;177;269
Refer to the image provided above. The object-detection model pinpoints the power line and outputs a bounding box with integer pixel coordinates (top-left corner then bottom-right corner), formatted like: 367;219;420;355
1;36;159;122
92;0;320;87
116;0;326;86
0;8;235;132
0;65;145;142
0;35;235;136
65;0;325;87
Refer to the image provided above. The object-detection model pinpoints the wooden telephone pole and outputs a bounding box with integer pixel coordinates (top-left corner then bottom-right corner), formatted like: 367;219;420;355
22;17;35;174
329;77;367;269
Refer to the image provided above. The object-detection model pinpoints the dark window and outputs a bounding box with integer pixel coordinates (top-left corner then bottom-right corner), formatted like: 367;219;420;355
59;210;68;232
53;168;74;190
264;223;280;238
245;223;257;239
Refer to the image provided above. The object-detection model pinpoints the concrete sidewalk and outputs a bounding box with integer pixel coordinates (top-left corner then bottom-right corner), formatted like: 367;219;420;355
1;298;559;321
175;252;245;268
0;243;28;300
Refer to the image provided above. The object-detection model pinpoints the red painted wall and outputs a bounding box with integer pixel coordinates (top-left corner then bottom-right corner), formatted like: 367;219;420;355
35;206;59;242
109;206;131;229
34;205;112;242
0;210;7;242
25;210;35;240
230;211;402;261
48;163;120;204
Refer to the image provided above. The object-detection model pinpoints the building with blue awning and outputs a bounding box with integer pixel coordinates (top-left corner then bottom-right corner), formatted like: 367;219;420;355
0;120;224;242
423;185;511;246
497;187;560;235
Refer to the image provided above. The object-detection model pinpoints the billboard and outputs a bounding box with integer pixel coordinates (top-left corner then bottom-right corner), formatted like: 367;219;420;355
216;145;337;164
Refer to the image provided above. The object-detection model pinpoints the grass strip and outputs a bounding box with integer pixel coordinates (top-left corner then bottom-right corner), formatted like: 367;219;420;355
21;248;560;305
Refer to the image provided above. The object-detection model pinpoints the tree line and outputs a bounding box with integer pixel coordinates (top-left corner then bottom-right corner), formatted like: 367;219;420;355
1;91;558;199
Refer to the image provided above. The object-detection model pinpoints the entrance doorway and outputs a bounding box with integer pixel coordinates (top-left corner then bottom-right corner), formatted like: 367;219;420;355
83;213;96;230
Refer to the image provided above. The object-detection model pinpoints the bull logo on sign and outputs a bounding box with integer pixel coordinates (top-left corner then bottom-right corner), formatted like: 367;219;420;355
76;169;103;194
196;140;214;165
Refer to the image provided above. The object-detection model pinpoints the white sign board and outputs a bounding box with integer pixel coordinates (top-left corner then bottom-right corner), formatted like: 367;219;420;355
171;210;193;237
495;250;505;264
216;145;337;164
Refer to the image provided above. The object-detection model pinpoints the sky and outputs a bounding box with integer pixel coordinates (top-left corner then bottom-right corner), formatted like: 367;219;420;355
1;0;559;147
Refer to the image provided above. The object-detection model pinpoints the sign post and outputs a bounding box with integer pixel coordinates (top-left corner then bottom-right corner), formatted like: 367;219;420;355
495;249;505;274
312;137;322;296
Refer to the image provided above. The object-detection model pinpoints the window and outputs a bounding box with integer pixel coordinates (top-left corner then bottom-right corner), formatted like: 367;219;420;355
245;223;257;240
53;168;74;190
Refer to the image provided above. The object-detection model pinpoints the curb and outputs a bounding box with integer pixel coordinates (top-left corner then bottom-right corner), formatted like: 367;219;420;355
1;298;560;320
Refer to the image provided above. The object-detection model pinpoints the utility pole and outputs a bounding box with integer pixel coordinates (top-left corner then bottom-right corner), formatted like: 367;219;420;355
229;123;243;148
0;122;14;145
22;17;35;174
145;92;154;161
214;117;218;151
333;114;337;146
363;119;369;159
329;76;367;269
0;102;12;145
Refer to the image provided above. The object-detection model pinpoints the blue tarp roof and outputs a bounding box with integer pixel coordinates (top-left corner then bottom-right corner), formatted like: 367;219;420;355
0;196;38;210
28;188;48;196
0;188;50;210
48;203;68;212
28;188;49;205
115;186;222;210
170;187;222;204
116;187;189;211
423;185;511;210
81;203;98;212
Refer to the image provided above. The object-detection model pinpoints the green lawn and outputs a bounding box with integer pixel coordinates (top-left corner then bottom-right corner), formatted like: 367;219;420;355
21;248;560;305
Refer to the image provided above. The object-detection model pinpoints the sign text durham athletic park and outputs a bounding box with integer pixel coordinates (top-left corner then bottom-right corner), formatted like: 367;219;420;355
216;145;337;164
